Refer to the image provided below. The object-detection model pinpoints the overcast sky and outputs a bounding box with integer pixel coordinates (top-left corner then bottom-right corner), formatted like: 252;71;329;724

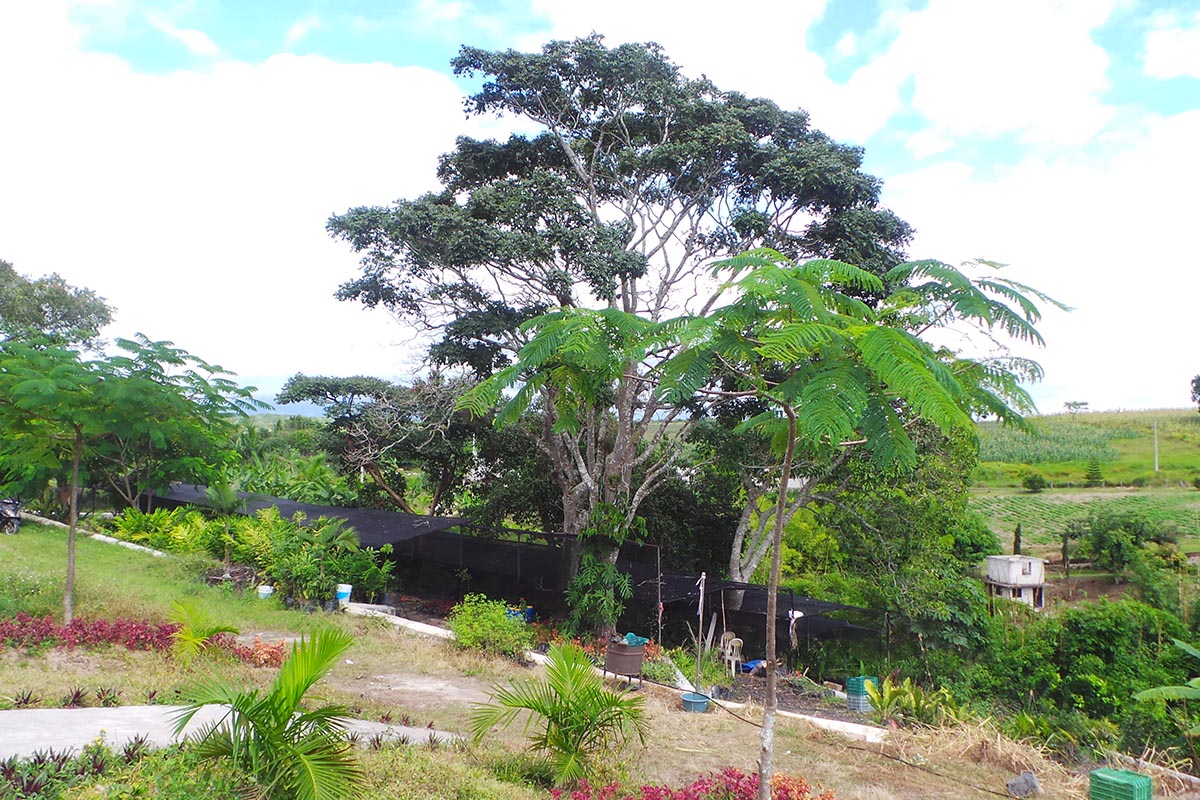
1;0;1197;414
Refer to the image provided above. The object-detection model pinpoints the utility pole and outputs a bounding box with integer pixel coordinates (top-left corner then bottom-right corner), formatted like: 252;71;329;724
1154;419;1159;473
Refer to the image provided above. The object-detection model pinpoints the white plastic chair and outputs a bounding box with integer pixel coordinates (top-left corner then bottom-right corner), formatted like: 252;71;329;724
725;637;743;677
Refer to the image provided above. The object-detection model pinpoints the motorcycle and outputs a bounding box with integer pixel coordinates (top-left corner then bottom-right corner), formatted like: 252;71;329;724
0;498;20;534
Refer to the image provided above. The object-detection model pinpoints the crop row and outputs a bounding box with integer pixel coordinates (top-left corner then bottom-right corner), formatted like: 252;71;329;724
977;420;1119;464
969;490;1200;545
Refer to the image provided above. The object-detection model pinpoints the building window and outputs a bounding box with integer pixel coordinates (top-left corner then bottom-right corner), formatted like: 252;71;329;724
1021;561;1032;575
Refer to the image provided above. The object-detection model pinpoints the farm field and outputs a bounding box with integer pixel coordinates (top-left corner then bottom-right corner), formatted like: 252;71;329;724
969;487;1200;552
974;407;1200;487
969;408;1200;551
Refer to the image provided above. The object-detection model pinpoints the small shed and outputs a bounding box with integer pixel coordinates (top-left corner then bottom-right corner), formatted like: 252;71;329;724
983;555;1046;610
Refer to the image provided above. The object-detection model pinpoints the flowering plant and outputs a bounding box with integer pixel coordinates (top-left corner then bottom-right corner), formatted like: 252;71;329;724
550;768;834;800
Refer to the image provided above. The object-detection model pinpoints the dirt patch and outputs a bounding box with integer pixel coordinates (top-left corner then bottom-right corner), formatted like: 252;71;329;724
385;594;457;627
1046;574;1130;604
718;673;880;726
331;669;492;715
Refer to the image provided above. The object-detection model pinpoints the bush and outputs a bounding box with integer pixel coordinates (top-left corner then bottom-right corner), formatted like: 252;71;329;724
471;643;647;786
74;744;246;798
1022;473;1048;493
446;593;533;660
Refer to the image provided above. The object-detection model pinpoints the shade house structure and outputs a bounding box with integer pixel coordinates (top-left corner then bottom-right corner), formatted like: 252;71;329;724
146;483;469;548
151;485;874;655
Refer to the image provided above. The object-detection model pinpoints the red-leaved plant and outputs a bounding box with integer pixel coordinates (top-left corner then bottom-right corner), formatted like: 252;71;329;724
0;613;178;651
0;614;285;667
550;768;834;800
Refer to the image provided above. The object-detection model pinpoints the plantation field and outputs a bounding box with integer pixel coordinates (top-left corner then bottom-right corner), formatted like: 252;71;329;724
969;487;1200;550
975;407;1200;487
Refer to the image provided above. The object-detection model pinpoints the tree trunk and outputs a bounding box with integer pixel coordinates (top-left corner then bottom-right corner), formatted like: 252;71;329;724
758;406;796;800
64;428;82;625
363;463;416;514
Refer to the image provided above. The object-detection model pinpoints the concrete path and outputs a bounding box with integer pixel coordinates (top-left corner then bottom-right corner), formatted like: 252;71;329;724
0;705;459;759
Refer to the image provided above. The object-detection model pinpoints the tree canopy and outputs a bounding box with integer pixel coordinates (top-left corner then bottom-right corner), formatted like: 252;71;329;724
329;36;916;561
0;336;261;622
0;259;113;347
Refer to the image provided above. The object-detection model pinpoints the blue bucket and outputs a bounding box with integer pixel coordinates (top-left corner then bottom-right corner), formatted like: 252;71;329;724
681;692;709;713
336;584;352;606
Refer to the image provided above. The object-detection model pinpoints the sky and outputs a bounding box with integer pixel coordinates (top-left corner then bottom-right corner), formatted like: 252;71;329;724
1;0;1198;415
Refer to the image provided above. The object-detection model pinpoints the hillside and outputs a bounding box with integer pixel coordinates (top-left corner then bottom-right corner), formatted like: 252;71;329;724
975;407;1200;488
971;408;1200;550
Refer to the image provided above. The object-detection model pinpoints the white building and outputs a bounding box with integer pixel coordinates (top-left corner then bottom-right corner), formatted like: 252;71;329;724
983;555;1047;610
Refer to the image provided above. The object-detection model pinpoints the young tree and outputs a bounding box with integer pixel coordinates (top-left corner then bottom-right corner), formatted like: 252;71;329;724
654;251;1054;799
330;36;913;568
0;260;113;348
0;337;259;622
1063;400;1088;419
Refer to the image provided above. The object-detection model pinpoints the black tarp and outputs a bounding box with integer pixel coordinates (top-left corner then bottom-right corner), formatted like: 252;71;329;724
148;484;468;548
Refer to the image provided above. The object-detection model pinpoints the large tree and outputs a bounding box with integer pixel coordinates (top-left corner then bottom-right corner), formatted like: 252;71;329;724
461;249;1056;798
0;260;113;348
0;337;260;622
330;35;913;569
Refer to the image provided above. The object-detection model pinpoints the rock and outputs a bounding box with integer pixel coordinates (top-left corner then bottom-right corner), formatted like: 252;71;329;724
1006;771;1043;798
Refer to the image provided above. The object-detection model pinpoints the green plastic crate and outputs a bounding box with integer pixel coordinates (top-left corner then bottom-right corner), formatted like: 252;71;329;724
1088;768;1151;800
845;676;878;696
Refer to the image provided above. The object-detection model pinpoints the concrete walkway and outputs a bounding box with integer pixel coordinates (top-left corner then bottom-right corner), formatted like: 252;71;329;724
0;705;459;759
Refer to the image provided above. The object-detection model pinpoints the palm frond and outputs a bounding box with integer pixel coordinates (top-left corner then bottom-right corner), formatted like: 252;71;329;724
794;258;886;294
273;628;355;715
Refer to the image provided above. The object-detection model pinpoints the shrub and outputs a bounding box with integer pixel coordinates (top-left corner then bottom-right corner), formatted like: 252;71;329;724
1021;472;1048;493
74;744;245;798
447;593;533;660
169;600;239;666
175;628;363;800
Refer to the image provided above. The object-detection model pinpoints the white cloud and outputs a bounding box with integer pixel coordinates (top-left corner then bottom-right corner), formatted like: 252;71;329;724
834;31;857;57
417;0;467;23
905;128;954;159
520;0;1119;148
284;13;323;47
883;110;1200;411
869;0;1119;146
0;1;481;387
148;12;221;56
1144;12;1200;79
